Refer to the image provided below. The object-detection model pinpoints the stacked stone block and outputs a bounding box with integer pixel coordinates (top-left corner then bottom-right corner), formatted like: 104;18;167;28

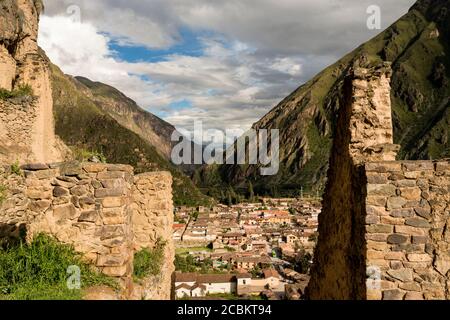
365;160;450;300
0;162;175;299
131;172;175;300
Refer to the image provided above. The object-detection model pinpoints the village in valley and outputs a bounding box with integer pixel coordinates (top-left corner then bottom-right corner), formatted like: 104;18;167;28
172;197;320;300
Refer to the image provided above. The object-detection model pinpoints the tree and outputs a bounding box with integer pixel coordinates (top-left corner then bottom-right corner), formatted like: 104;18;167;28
247;181;255;202
294;249;312;274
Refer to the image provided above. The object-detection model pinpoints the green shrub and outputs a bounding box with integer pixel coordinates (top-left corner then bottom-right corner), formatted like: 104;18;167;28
0;85;34;101
133;240;166;280
10;161;22;176
0;185;6;206
71;147;107;163
0;234;117;300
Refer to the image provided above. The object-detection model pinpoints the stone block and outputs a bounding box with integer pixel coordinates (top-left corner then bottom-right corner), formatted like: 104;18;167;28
367;184;396;196
367;224;393;234
53;186;69;197
407;254;432;262
390;208;414;218
387;197;407;210
78;210;99;223
95;187;125;198
394;225;426;236
405;217;431;228
382;289;405;300
387;234;409;244
53;204;77;220
102;197;126;208
386;269;413;282
399;187;422;200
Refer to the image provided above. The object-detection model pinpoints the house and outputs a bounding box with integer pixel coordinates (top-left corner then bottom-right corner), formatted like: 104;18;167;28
174;273;238;298
263;268;280;289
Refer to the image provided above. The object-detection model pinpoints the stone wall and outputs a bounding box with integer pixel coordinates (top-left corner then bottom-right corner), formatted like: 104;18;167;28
365;160;450;300
131;172;175;300
307;58;450;300
0;0;68;164
307;60;397;299
0;162;175;299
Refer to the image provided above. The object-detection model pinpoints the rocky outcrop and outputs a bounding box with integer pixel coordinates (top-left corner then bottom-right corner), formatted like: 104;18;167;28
0;0;68;164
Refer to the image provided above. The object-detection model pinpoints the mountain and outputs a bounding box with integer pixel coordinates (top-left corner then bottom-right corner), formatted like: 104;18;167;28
197;0;450;199
73;77;175;160
49;62;212;206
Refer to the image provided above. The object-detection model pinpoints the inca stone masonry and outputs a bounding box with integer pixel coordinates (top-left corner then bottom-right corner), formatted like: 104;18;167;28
307;59;450;300
0;0;174;300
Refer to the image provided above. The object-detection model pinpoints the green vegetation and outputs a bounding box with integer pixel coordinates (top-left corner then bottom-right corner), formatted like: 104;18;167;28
174;254;226;274
133;240;166;280
50;64;212;207
71;147;107;163
0;234;117;300
0;85;34;100
0;185;7;205
196;3;450;200
10;161;22;176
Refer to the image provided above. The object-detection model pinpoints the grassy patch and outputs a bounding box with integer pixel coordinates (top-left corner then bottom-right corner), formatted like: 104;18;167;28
0;234;117;300
10;161;22;176
71;147;107;163
0;85;34;100
0;185;6;206
133;240;166;280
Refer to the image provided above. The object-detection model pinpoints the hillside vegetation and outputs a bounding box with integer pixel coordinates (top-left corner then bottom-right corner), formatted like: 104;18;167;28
197;0;450;198
50;62;212;206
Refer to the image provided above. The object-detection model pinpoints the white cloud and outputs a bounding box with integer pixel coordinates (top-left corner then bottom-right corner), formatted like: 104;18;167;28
39;0;417;138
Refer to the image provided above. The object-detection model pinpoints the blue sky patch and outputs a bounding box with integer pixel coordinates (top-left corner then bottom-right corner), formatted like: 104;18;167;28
108;27;212;63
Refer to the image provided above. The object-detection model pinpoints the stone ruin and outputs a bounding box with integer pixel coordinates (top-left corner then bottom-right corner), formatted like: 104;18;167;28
0;0;175;300
307;59;450;300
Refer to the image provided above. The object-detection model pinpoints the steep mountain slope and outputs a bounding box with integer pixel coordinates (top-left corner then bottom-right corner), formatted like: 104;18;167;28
73;77;175;160
199;0;450;198
49;62;212;206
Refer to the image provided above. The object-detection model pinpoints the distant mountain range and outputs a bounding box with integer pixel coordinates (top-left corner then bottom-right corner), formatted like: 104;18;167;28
196;0;450;199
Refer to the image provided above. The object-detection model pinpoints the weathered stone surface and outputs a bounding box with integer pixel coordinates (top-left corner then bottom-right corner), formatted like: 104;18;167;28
415;207;432;219
53;186;69;197
387;197;407;210
387;234;409;244
386;269;413;282
367;224;393;234
399;187;422;200
78;211;99;223
382;289;405;300
399;282;421;292
395;225;426;236
21;163;49;171
390;208;414;218
102;197;125;208
404;292;424;300
53;204;77;220
95;188;125;198
405;218;431;228
407;254;432;262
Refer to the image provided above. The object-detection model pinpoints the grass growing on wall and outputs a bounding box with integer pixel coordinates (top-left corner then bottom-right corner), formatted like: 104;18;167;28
0;234;117;300
133;240;166;280
0;85;34;100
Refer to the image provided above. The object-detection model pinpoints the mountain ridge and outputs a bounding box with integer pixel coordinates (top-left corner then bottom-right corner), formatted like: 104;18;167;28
197;0;450;199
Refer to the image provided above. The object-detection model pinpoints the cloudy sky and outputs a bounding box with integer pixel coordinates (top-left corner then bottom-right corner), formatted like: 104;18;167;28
38;0;416;140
